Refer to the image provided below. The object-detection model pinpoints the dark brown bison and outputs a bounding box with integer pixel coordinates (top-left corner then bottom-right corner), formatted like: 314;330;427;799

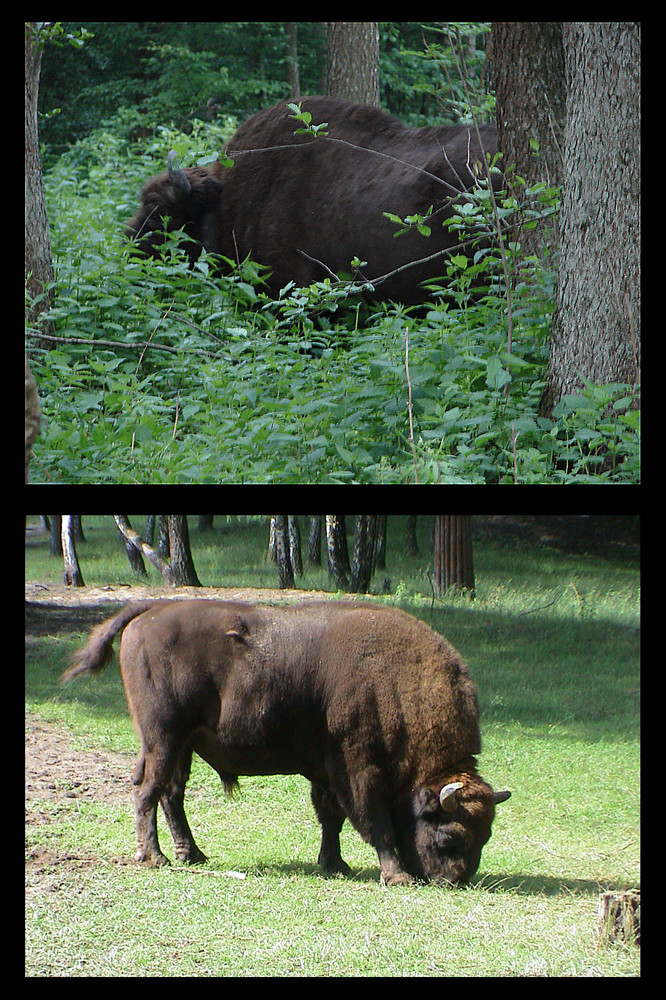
62;599;510;886
126;96;500;305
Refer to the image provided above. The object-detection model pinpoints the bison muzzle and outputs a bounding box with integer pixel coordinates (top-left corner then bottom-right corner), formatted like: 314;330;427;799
62;600;510;886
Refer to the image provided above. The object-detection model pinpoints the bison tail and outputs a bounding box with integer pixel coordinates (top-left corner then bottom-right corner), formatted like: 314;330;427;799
60;601;158;684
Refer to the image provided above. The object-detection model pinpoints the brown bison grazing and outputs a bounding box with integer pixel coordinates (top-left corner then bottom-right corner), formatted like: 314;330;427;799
62;600;510;886
126;96;500;305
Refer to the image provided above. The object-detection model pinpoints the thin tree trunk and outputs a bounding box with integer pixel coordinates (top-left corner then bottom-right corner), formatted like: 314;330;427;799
61;515;85;587
325;515;350;590
273;515;295;589
350;515;378;593
307;515;323;566
433;515;475;595
285;22;300;99
166;515;201;586
114;515;174;584
327;23;379;105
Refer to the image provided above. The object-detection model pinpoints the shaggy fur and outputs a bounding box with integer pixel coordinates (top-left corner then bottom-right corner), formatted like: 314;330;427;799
126;96;500;305
63;600;509;885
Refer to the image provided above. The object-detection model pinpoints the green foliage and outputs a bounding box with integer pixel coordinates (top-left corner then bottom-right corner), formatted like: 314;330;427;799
27;117;640;484
25;521;640;976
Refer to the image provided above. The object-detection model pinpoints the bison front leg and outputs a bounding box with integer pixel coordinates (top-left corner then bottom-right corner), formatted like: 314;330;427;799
370;818;414;887
310;783;351;877
355;788;413;885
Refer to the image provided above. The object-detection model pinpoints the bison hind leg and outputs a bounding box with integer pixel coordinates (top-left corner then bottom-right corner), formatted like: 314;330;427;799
159;745;208;865
311;783;351;877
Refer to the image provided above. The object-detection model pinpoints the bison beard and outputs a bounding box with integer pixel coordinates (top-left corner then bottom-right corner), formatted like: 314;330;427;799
62;600;510;886
125;96;500;306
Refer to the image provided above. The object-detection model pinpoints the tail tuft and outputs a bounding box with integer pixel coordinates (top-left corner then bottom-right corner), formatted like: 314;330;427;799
60;601;158;685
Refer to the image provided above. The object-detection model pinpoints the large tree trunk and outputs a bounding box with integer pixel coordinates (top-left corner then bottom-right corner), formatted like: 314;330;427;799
25;24;54;347
327;23;379;106
490;22;566;262
543;22;640;411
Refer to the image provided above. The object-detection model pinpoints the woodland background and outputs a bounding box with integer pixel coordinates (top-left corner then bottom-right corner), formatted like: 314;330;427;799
25;22;640;484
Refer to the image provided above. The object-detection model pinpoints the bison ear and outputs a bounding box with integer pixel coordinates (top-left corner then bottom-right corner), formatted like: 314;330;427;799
493;789;511;805
438;782;464;814
225;617;249;643
413;787;440;817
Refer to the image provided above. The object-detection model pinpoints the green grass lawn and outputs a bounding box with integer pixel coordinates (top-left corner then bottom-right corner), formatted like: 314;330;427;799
25;516;640;976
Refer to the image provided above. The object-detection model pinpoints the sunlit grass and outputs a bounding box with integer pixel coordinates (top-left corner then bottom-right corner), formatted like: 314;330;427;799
25;516;640;976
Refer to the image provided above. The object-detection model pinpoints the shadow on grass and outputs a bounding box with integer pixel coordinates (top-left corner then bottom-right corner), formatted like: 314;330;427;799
208;860;637;896
473;871;639;896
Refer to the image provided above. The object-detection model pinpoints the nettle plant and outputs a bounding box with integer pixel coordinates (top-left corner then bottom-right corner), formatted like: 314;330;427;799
28;117;638;484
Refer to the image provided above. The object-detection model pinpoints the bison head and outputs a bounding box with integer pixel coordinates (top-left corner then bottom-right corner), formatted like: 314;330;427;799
394;777;511;885
125;151;224;262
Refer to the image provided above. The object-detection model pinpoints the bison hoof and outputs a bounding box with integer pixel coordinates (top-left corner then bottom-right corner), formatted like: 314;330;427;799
176;848;208;865
320;859;352;878
135;849;170;867
381;870;413;887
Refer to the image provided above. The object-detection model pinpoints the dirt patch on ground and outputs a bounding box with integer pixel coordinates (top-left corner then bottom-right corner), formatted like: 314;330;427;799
25;582;334;637
25;713;131;813
25;712;135;887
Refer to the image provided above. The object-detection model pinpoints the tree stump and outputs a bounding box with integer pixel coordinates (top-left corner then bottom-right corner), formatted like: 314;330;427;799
597;889;640;946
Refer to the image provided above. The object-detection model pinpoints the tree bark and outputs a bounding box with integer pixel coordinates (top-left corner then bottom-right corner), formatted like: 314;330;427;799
598;889;640;946
350;515;379;593
285;23;300;99
307;515;323;566
273;515;295;589
544;22;640;410
25;24;54;346
433;515;475;595
490;22;565;261
61;515;85;587
327;23;379;106
325;515;350;590
166;515;201;586
25;354;41;482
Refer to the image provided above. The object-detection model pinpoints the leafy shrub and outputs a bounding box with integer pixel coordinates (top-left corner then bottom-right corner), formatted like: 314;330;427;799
27;121;640;484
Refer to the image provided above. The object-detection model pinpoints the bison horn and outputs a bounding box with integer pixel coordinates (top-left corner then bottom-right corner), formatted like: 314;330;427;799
168;150;191;199
493;790;511;804
439;781;463;813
